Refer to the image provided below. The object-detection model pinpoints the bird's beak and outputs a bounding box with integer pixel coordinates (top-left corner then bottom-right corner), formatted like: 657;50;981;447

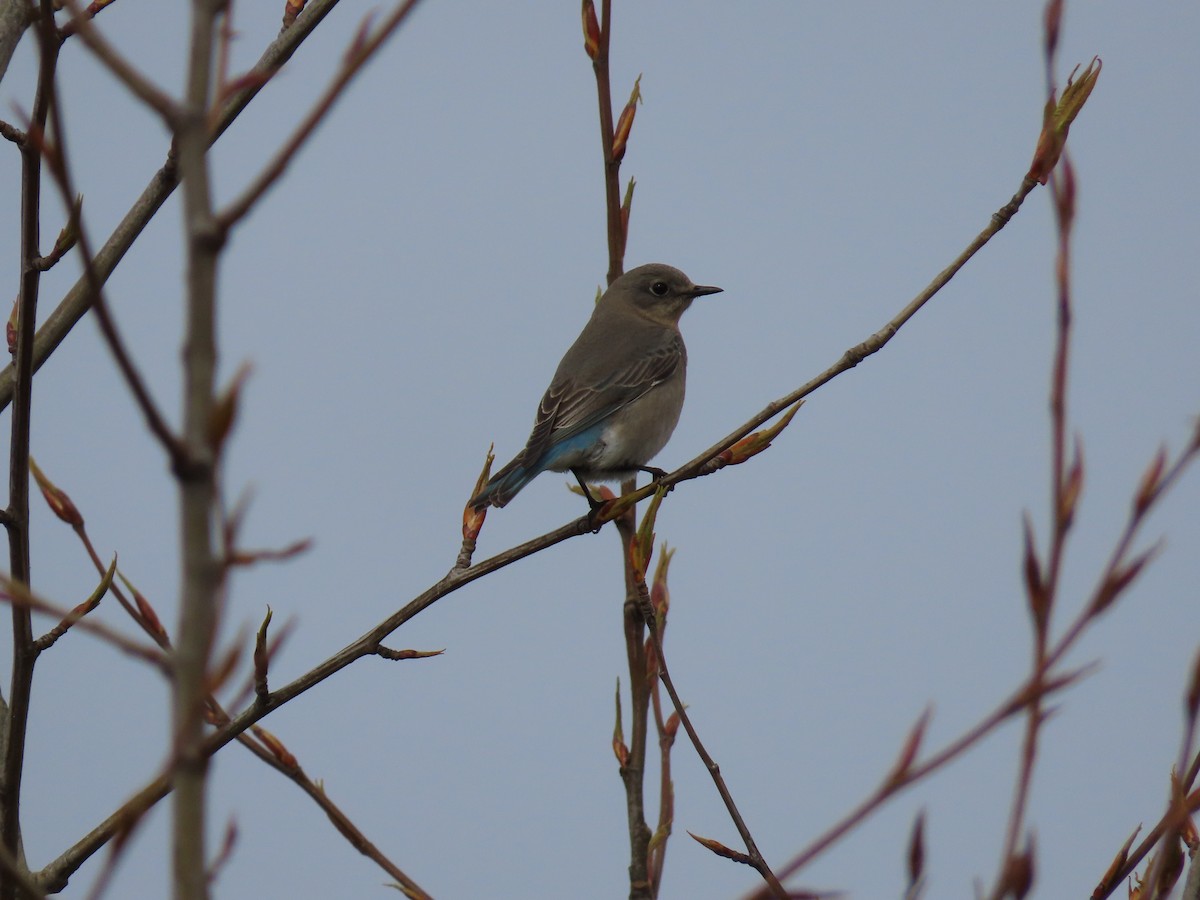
689;284;723;298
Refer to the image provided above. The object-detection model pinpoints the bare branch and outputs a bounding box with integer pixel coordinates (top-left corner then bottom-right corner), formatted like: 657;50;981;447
2;3;59;882
0;0;350;414
58;0;181;123
217;0;425;230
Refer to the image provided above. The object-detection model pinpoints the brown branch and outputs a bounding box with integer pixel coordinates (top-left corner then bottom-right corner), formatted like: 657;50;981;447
171;0;225;895
217;0;426;231
0;0;350;415
678;174;1039;490
56;0;118;38
0;119;25;145
616;501;653;899
30;555;114;652
647;548;678;897
590;0;624;287
33;85;192;474
37;513;595;887
233;730;433;899
1092;776;1200;899
745;665;1094;900
751;430;1199;898
984;20;1082;887
57;0;181;124
636;576;786;897
1;4;58;887
0;575;170;676
585;3;663;894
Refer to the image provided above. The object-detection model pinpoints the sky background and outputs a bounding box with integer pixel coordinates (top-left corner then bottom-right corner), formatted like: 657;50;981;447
0;1;1198;898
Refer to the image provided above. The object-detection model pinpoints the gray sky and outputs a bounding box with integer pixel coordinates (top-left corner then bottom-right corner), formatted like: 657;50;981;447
1;2;1198;898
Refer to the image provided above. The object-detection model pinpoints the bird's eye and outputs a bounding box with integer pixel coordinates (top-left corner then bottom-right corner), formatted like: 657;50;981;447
650;281;669;297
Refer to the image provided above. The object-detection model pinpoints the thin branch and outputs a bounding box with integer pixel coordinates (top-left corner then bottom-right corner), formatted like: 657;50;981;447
38;513;595;886
0;0;349;414
0;575;170;675
637;580;786;898
58;0;181;124
1;3;58;886
0;119;25;145
217;0;425;230
34;93;192;473
750;430;1199;898
674;175;1039;491
234;730;433;899
589;0;624;287
56;0;118;38
1092;779;1200;899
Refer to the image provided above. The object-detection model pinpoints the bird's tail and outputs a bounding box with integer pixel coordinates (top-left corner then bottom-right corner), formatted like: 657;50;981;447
469;457;537;509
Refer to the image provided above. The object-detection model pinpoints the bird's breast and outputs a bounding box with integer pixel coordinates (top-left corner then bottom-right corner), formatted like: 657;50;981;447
593;374;686;471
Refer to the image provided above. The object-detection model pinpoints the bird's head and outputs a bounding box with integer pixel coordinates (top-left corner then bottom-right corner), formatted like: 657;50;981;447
604;263;722;326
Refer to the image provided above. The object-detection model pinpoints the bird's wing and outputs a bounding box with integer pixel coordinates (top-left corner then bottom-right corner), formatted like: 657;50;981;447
517;332;684;466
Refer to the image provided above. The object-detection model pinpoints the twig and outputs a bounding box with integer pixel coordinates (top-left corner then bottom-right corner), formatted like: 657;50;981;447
1;4;59;886
1092;776;1200;898
57;0;181;124
57;0;118;38
0;0;350;414
32;71;192;475
217;0;426;230
39;512;596;886
236;730;433;899
637;581;786;897
0;120;25;145
30;555;114;652
588;0;625;287
0;575;170;675
985;16;1083;888
751;429;1198;898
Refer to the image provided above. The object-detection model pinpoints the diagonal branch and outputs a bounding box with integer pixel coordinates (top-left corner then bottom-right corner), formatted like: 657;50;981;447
217;0;425;230
58;0;181;124
0;0;348;415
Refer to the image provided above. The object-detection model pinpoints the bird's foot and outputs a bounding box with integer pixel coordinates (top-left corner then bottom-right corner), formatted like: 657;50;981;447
637;465;673;493
572;469;608;531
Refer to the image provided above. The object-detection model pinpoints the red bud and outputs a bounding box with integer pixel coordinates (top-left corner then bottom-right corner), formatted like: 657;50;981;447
581;0;600;60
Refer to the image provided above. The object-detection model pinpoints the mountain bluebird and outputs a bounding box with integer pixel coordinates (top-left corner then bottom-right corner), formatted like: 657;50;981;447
470;263;721;510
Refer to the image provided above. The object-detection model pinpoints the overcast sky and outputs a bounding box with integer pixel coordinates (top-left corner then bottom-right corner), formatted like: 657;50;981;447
0;2;1198;898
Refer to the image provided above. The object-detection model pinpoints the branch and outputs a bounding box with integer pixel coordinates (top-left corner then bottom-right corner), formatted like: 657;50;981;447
1;4;59;885
38;511;593;884
58;0;181;124
0;0;349;414
0;0;34;87
628;520;786;897
217;0;425;230
235;727;433;899
170;0;225;893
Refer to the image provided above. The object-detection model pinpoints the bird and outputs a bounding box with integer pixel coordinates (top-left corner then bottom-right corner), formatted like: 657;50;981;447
470;263;722;510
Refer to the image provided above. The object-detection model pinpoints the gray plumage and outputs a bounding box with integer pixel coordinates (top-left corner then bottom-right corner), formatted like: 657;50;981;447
471;263;721;509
